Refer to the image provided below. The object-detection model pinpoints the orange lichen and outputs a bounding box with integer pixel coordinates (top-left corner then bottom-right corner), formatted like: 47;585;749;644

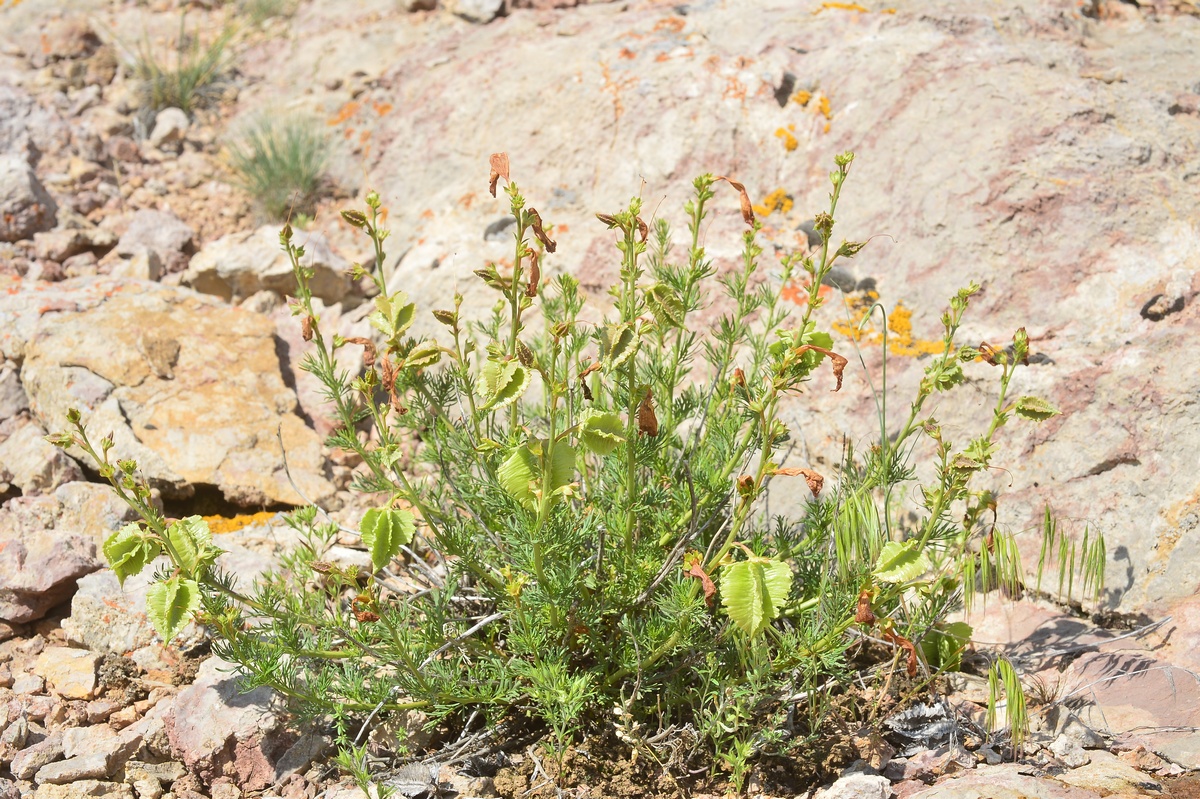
815;1;869;11
328;101;361;126
619;47;637;59
792;89;813;106
752;188;793;218
204;511;277;535
653;16;686;33
372;101;393;116
775;125;799;151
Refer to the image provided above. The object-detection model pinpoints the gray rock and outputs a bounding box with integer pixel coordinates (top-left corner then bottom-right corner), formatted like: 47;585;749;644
147;109;189;151
1046;706;1106;750
34;753;110;784
0;415;84;496
814;772;891;799
10;731;64;780
183;226;351;304
0;778;17;799
12;674;44;695
0;363;28;420
0;715;29;753
444;0;505;22
1051;734;1091;768
166;657;289;791
0;155;57;243
109;250;162;283
0;85;68;164
114;211;194;274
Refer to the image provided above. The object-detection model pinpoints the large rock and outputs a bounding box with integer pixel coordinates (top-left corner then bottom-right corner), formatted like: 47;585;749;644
0;482;133;624
0;155;56;242
166;657;293;790
4;275;333;506
114;210;195;274
0;414;84;496
0;84;69;164
183;226;351;304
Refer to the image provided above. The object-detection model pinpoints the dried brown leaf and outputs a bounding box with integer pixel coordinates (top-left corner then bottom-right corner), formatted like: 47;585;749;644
855;588;876;625
301;316;314;342
884;630;919;677
528;208;557;253
715;175;756;226
772;467;824;496
792;344;849;391
526;249;541;298
636;215;649;243
684;560;717;607
344;336;377;368
488;152;510;198
638;388;659;437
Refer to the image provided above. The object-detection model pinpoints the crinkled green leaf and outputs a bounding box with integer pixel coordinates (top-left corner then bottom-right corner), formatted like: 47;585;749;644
103;523;159;587
405;340;441;369
165;516;217;578
873;540;932;584
720;557;793;637
1014;395;1060;422
929;361;965;392
145;576;200;642
498;445;538;510
920;621;973;671
368;292;417;345
360;507;416;571
476;359;531;411
498;440;576;511
579;412;625;456
601;323;637;373
645;284;684;329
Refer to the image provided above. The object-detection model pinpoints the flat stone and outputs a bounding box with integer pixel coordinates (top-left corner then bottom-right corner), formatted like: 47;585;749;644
0;414;83;496
1051;734;1091;768
0;155;56;242
34;752;110;784
184;226;351;304
34;780;132;799
11;673;44;694
34;647;101;699
114;211;194;274
10;731;64;780
815;773;891;799
1057;750;1164;796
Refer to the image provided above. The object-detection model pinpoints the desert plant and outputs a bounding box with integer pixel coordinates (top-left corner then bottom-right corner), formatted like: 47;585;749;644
226;115;329;220
131;16;233;117
52;152;1104;791
236;0;298;25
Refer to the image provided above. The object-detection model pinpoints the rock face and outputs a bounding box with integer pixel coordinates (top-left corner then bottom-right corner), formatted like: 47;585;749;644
0;414;84;496
4;275;334;507
183;226;351;304
0;154;57;242
0;482;133;624
166;657;292;790
113;210;196;274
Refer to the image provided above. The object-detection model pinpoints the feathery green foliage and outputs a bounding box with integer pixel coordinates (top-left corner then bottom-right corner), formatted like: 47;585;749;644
52;153;1105;791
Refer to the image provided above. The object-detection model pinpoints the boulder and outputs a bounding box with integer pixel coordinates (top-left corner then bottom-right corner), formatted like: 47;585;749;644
0;84;69;164
0;481;136;624
166;657;293;790
147;108;189;152
0;155;56;242
4;275;333;507
183;226;351;304
114;210;195;274
0;414;84;496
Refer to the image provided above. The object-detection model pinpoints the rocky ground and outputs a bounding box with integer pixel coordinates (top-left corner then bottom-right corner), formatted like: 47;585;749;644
1;0;1200;797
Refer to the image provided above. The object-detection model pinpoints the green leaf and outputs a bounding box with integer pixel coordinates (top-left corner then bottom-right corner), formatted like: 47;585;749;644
476;360;531;411
368;293;417;345
645;284;684;329
102;523;159;587
1014;395;1060;422
405;340;441;369
165;517;217;578
920;622;973;671
145;576;200;642
579;412;625;456
720;556;793;637
928;361;965;392
498;445;538;510
873;540;932;584
601;323;637;373
497;440;576;511
360;507;416;572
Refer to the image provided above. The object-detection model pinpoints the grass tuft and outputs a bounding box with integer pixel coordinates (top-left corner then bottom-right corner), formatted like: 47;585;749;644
226;116;329;220
132;18;233;117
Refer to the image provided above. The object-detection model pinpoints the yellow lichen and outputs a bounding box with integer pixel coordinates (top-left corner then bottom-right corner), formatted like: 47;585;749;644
752;188;794;218
792;89;813;107
774;125;799;151
816;94;832;121
203;511;278;535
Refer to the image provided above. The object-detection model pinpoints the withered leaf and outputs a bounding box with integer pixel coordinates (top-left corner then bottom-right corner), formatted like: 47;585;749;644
979;342;1001;366
581;378;593;402
488;152;510;198
715;176;756;226
596;212;619;228
310;561;332;574
528;208;557;253
772;467;824;496
344;336;377;368
884;630;919;677
380;357;397;391
580;360;602;379
526;249;541;298
635;215;649;243
855;589;876;625
301;316;314;342
638;388;659;437
732;368;746;388
684;560;717;607
354;609;380;623
792;344;848;391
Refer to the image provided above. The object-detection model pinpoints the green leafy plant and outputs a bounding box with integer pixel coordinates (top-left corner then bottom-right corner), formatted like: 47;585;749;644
131;16;233;117
52;152;1104;791
225;115;329;220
